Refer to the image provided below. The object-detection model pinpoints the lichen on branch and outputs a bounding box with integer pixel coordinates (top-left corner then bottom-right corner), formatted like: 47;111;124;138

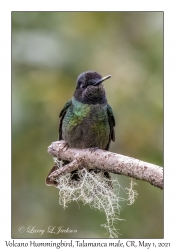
48;158;138;238
46;140;163;238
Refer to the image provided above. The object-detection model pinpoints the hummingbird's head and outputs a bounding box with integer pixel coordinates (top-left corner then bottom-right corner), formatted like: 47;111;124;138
74;71;111;104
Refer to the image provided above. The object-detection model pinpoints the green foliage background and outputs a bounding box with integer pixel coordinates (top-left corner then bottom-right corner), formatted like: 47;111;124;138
12;12;163;238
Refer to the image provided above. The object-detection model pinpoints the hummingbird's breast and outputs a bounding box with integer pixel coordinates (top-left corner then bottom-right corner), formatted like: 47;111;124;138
62;97;110;149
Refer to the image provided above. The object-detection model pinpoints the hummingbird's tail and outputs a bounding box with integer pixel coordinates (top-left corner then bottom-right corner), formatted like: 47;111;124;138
45;161;112;187
45;165;59;187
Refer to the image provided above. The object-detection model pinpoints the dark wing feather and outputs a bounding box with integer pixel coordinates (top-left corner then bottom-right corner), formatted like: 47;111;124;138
106;103;115;150
59;100;72;140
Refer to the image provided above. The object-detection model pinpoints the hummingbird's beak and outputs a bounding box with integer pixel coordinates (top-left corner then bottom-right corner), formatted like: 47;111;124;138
93;75;111;86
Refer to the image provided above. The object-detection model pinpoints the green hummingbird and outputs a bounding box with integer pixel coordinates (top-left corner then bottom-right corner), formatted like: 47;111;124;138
46;71;115;186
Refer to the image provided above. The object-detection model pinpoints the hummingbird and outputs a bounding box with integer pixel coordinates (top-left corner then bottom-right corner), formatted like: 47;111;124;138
46;71;115;186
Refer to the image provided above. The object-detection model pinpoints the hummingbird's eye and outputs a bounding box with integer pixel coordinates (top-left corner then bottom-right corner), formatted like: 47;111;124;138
78;80;86;89
81;84;86;89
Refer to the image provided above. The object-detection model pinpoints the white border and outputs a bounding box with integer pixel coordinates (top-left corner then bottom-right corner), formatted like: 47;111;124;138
1;1;175;248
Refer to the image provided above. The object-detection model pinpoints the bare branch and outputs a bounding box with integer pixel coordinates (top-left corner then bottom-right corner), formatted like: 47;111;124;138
47;140;163;190
49;159;82;178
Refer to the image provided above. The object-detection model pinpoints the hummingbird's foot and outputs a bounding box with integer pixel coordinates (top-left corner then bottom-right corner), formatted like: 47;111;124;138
89;147;99;153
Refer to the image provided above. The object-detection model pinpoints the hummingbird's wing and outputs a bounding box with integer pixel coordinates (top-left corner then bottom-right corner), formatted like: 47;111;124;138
106;103;115;150
59;100;72;140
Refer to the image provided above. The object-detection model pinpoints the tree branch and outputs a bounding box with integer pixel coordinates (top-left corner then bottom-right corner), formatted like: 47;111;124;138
47;140;163;190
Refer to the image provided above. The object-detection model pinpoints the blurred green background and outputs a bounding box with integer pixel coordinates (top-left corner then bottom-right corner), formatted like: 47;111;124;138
12;12;163;239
